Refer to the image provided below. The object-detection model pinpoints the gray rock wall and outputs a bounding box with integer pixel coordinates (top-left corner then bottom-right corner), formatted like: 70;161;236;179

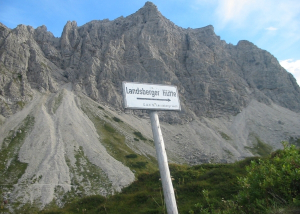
0;1;300;122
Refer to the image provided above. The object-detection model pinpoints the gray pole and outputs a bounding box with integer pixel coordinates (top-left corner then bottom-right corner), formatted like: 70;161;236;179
149;111;178;214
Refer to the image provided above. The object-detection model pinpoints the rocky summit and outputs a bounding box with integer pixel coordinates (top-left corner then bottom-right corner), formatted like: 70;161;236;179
0;1;300;210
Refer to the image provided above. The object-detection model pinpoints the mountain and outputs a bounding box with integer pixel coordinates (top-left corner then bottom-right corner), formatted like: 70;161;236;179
0;1;300;210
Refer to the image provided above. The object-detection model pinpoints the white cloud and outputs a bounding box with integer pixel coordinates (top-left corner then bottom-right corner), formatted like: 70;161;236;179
208;0;300;32
191;0;300;61
280;59;300;86
265;27;278;31
213;0;259;28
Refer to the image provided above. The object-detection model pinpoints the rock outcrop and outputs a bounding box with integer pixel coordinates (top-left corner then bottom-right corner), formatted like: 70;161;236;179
1;2;299;122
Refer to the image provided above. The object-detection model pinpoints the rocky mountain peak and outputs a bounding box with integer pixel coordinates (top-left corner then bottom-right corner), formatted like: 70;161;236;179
237;40;255;47
0;2;299;120
63;20;78;30
60;21;80;60
144;1;157;8
0;22;11;45
142;1;160;13
134;1;163;22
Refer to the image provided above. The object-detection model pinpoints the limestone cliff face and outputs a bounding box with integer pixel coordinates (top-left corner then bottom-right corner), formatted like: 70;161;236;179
1;2;299;121
229;40;300;111
0;22;62;117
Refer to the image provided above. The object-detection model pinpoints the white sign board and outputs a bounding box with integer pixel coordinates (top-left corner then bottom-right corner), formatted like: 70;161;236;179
122;82;181;111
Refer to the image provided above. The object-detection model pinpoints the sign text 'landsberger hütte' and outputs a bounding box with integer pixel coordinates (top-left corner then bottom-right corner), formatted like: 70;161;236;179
122;82;181;111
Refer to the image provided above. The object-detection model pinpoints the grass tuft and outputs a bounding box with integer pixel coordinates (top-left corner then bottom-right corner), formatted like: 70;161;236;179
113;117;123;122
125;154;138;159
220;132;231;141
133;131;147;141
104;124;115;133
53;92;64;114
17;101;25;109
245;136;272;156
131;162;148;169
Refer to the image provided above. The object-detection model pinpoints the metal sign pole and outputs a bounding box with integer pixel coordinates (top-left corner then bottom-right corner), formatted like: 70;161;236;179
149;111;178;214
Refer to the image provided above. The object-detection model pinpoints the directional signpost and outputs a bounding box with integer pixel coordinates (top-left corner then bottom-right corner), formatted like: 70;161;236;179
123;82;180;214
123;82;181;111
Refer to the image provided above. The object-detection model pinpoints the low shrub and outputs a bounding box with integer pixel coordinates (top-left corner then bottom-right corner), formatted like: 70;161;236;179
133;131;147;141
237;142;300;213
125;154;138;159
113;117;122;122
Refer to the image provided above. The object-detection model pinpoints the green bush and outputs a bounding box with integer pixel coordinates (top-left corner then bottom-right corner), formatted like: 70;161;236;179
125;154;138;159
79;195;106;206
237;142;300;213
133;131;147;141
113;117;122;122
132;162;147;169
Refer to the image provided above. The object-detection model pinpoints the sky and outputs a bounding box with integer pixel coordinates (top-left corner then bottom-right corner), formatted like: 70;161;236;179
1;0;300;85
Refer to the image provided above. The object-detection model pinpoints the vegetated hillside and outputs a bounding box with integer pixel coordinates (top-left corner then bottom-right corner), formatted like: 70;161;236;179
35;161;252;214
37;144;300;213
0;1;300;211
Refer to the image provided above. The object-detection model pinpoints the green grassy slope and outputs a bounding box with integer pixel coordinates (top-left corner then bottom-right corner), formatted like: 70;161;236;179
39;158;253;214
40;143;300;214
